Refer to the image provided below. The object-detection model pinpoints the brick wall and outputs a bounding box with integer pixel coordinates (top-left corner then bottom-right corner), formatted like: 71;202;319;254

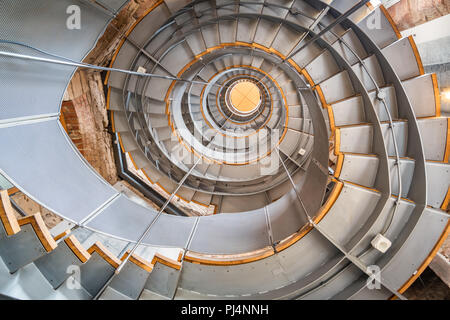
60;101;85;154
61;70;118;185
388;0;450;31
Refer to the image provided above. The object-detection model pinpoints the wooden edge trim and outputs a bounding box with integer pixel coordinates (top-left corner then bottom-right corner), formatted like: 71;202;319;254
177;250;183;262
128;152;139;171
117;132;126;154
198;84;215;131
141;169;154;184
344;180;381;193
121;250;153;272
59;112;68;133
334;153;344;178
7;187;19;196
276;181;345;252
191;199;210;208
334;128;341;156
110;110;115;133
168;61;285;163
151;253;182;270
53;229;70;242
18;213;57;252
379;5;402;39
87;241;121;269
125;0;165;39
400;196;415;204
104;37;126;85
184;247;275;266
407;36;425;76
326;104;336;137
156;182;171;196
0;190;20;236
441;186;450;211
177;194;189;203
300;68;314;87
275;224;314;253
314;85;328;109
106;87;111;111
431;73;441;117
315;181;344;223
213;73;270;126
64;235;91;263
444;118;450;163
393;220;450;297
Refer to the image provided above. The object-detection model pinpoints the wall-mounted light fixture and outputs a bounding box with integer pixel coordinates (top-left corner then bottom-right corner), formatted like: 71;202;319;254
442;89;450;101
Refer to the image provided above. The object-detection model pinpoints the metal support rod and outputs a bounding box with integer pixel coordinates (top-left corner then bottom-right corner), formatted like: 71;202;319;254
93;113;234;299
253;1;368;90
106;21;180;79
285;0;371;62
282;6;330;64
0;49;213;87
79;0;117;18
170;216;200;300
276;147;406;300
313;15;403;235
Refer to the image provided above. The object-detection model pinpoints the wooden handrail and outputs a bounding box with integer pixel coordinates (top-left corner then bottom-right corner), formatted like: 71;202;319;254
151;253;182;270
0;189;20;236
18;213;57;252
121;250;153;272
87;241;121;269
64;235;91;263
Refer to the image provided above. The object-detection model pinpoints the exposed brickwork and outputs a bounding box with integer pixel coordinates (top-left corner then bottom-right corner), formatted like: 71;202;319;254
61;101;85;153
62;70;119;185
388;0;450;31
84;0;159;66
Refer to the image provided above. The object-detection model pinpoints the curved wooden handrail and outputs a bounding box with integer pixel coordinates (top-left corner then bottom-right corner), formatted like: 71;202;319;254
407;35;425;77
184;180;344;265
121;250;153;272
64;235;91;263
276;180;344;252
87;241;121;269
151;253;182;270
184;246;275;266
53;229;70;241
444;118;450;163
441;187;450;212
379;5;402;40
392;220;450;299
18;213;57;252
0;189;20;236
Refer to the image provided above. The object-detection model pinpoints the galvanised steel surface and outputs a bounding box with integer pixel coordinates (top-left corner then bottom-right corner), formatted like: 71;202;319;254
0;0;448;300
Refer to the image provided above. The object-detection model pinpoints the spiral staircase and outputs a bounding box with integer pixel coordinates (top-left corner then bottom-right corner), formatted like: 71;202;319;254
0;0;449;300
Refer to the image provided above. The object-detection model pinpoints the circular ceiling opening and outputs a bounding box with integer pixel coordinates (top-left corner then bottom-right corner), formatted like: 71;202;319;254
229;81;262;114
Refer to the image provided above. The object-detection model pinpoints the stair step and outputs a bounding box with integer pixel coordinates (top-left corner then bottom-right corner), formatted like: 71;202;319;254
417;118;449;162
331;28;368;66
319;70;355;105
358;6;401;49
338;153;379;188
403;74;440;118
382;36;424;81
351;55;385;92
